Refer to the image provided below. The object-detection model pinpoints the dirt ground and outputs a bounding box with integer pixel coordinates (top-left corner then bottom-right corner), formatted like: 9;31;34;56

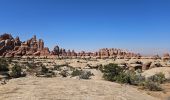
143;82;170;100
0;76;158;100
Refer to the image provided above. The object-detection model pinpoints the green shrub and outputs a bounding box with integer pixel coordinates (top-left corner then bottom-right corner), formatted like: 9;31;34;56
27;63;37;69
36;65;55;77
79;71;93;79
71;69;82;77
53;64;72;71
98;64;103;71
147;72;166;84
101;63;124;81
45;73;54;78
11;64;22;78
113;71;145;85
143;80;162;91
71;69;93;79
0;58;9;72
41;66;48;74
99;63;165;91
53;65;64;71
60;70;69;77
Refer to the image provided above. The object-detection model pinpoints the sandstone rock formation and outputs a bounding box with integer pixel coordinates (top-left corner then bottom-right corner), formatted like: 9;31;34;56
51;45;141;59
0;33;50;57
1;33;169;60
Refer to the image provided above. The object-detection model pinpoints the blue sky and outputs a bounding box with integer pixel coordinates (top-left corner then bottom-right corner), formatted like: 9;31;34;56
0;0;170;55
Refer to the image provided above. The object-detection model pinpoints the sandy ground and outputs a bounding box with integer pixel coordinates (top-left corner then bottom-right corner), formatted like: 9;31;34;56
0;76;159;100
144;82;170;100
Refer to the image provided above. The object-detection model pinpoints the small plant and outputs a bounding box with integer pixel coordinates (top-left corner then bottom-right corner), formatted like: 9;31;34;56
0;58;9;72
71;69;93;79
113;71;145;85
102;63;124;82
79;71;93;79
54;65;61;71
36;65;55;78
143;80;162;91
53;64;70;71
41;66;48;74
60;70;69;77
98;64;103;71
71;69;82;77
147;72;166;84
11;64;22;78
7;58;12;64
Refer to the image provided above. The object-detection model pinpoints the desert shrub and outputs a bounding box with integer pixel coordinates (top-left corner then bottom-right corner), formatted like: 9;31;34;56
113;70;145;85
26;63;40;74
139;73;166;91
7;58;12;64
115;72;131;84
98;64;103;71
101;63;124;82
27;63;37;69
45;72;54;78
143;80;162;91
60;70;69;77
147;72;166;84
53;64;72;71
36;65;55;77
71;69;82;77
71;69;93;79
99;63;165;91
101;63;146;85
79;70;93;79
0;58;9;72
130;73;145;86
41;66;48;74
11;64;22;78
54;65;61;71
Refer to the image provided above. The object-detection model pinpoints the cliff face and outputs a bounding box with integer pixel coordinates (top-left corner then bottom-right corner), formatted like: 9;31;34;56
0;33;146;59
0;33;50;57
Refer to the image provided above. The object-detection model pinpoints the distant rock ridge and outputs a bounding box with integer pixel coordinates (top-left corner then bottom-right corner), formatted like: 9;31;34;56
0;33;169;60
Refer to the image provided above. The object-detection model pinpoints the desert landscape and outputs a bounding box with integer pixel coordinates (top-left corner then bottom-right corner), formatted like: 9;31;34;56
1;0;170;100
0;33;170;100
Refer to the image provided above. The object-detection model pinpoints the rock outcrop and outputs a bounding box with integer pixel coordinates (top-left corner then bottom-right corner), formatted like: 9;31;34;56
2;33;168;60
0;33;50;57
51;46;141;59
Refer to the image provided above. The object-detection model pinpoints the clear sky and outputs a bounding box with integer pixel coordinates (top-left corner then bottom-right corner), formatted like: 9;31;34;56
0;0;170;55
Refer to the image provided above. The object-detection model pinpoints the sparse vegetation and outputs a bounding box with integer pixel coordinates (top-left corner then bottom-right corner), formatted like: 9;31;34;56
60;70;69;77
100;63;124;82
41;65;48;73
140;72;166;91
147;72;166;84
10;64;25;78
36;65;54;77
79;70;93;79
0;58;9;72
71;69;93;79
71;69;82;77
100;63;166;91
142;80;162;91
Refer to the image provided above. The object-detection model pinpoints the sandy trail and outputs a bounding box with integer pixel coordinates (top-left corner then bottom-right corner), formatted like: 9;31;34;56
0;77;158;100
